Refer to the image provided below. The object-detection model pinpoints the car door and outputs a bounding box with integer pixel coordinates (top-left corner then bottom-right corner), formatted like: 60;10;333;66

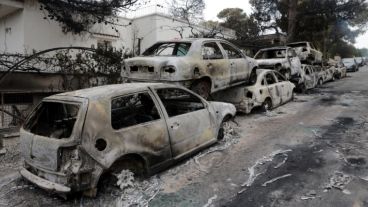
202;41;230;90
109;91;172;167
304;66;314;89
265;72;282;106
219;42;248;83
274;71;290;102
153;87;216;158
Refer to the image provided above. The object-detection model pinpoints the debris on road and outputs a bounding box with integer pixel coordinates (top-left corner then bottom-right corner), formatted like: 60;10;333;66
203;194;217;207
324;171;352;192
300;190;318;200
261;174;292;187
116;171;161;207
241;149;292;187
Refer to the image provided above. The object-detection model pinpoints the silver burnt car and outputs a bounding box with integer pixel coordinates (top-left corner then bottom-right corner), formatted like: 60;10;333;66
19;83;236;196
123;38;258;99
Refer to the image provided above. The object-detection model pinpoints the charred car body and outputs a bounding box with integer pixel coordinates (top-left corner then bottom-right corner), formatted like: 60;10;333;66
297;65;318;92
287;41;323;64
254;47;302;80
20;83;236;195
213;69;295;114
123;39;258;99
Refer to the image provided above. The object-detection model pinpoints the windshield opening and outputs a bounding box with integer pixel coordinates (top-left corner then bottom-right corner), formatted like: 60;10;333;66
24;101;80;139
142;42;192;57
255;49;287;59
287;43;307;48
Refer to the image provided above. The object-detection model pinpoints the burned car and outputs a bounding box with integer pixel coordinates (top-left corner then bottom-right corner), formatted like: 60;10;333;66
298;64;318;92
20;83;236;196
123;39;258;99
254;47;302;80
214;69;295;114
287;41;323;64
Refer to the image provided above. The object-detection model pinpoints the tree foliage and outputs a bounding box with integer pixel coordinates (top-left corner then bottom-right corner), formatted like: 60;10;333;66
168;0;205;23
39;0;142;34
0;47;124;89
217;8;260;39
250;0;368;58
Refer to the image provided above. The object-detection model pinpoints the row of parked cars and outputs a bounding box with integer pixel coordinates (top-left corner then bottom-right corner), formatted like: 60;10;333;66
18;38;363;197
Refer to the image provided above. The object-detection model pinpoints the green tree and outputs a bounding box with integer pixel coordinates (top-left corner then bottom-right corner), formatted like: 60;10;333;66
250;0;368;58
217;8;260;40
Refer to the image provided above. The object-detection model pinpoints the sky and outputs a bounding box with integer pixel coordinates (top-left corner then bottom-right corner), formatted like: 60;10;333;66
151;0;368;48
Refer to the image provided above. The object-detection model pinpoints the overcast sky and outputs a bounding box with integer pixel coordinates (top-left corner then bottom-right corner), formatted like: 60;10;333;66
152;0;367;48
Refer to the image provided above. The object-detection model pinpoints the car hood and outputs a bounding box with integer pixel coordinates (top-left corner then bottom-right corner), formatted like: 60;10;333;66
256;59;286;66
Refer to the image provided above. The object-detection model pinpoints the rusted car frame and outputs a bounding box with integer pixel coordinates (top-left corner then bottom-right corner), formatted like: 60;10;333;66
19;83;236;196
213;69;295;114
287;41;323;64
123;38;258;99
254;47;302;80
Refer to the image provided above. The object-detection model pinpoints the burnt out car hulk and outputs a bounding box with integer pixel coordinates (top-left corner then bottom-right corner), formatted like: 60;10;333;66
123;39;258;99
254;46;302;80
19;83;236;196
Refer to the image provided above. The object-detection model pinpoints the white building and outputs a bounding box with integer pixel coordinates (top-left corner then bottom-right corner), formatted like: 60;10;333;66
0;0;235;55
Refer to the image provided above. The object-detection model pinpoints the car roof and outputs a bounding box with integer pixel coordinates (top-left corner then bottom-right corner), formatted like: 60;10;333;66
287;41;308;45
49;83;167;100
260;46;290;50
154;38;229;44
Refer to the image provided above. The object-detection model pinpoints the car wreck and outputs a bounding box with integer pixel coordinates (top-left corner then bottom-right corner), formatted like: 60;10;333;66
19;83;236;196
287;41;323;64
213;69;295;114
298;65;318;92
254;47;302;80
123;38;258;99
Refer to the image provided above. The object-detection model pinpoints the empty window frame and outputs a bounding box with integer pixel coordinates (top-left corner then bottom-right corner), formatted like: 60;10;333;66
155;88;205;117
111;92;161;130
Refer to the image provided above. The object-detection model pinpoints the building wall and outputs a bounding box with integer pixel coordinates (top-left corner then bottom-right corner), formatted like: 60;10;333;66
0;0;236;55
0;9;24;53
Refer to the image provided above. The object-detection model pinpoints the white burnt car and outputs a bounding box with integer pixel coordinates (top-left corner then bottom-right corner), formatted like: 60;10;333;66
254;47;302;80
19;83;236;196
298;65;318;92
123;39;258;99
287;41;323;64
216;69;295;114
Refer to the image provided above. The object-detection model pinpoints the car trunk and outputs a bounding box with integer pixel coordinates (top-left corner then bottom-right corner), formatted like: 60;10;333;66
125;57;179;81
20;96;88;172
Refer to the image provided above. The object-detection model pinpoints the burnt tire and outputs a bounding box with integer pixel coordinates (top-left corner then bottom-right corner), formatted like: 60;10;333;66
191;80;211;100
217;122;225;140
262;98;273;111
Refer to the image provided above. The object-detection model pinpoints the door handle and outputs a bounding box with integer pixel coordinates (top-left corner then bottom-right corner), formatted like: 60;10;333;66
207;63;213;67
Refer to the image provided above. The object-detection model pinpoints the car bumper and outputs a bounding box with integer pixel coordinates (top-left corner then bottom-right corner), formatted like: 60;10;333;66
20;168;71;193
235;99;261;114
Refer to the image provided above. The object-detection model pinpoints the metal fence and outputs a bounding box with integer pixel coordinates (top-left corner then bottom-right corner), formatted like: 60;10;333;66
0;93;34;129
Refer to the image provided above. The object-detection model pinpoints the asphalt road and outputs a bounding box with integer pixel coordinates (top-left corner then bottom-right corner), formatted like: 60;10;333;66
1;66;368;207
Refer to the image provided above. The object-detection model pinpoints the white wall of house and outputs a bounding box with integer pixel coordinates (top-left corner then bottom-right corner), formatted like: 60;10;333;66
0;9;24;53
0;0;236;55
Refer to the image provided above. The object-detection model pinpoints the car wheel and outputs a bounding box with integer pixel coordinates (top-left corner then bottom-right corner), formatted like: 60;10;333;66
262;98;273;111
191;80;211;100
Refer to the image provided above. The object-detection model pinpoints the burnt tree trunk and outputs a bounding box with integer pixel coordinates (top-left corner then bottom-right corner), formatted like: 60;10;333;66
287;0;298;43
